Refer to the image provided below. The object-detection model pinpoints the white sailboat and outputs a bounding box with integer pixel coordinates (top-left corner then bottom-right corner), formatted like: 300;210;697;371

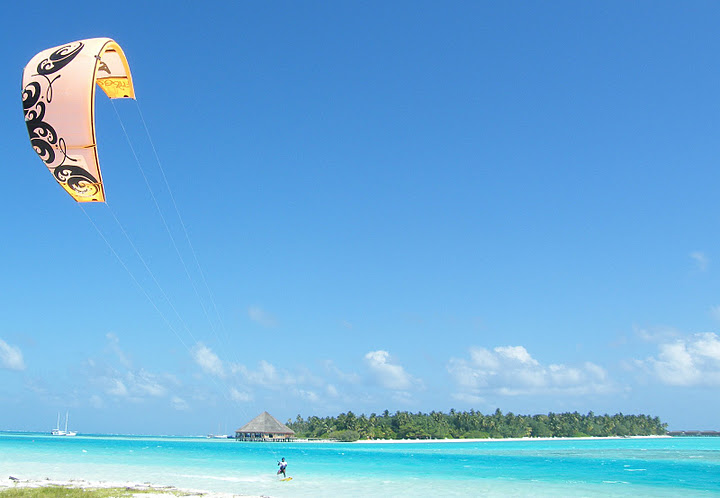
207;422;229;439
51;411;77;436
51;412;64;435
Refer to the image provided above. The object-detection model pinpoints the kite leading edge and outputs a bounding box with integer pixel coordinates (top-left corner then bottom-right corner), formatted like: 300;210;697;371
22;38;135;202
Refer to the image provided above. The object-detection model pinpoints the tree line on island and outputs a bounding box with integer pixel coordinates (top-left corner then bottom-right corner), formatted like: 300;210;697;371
286;409;668;441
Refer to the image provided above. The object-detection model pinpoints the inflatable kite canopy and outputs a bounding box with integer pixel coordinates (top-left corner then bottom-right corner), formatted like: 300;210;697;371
22;38;135;202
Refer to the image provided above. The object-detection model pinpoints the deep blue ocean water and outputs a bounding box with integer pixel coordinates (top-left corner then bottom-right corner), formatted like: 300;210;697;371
1;433;719;497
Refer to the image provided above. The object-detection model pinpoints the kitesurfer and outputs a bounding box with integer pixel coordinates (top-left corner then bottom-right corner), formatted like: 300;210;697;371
277;457;288;477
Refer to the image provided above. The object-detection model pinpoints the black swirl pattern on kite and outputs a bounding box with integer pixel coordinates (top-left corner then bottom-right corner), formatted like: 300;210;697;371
22;81;42;110
36;42;84;76
54;164;100;198
24;42;97;198
23;81;58;164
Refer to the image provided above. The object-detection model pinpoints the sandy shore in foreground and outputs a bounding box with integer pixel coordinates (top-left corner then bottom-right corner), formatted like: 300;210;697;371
0;477;264;498
351;434;672;443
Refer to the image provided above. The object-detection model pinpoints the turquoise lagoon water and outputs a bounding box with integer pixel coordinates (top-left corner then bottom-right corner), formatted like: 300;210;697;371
1;433;719;497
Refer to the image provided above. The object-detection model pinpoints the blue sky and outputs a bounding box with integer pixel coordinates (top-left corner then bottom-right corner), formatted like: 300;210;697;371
2;1;720;435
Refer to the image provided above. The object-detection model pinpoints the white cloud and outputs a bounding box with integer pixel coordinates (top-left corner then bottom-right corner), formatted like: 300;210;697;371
83;335;190;408
193;343;225;377
230;387;252;402
296;389;319;402
100;334;165;399
171;396;189;411
99;365;169;400
233;360;293;389
0;339;25;371
248;306;277;327
227;359;364;406
106;333;132;368
495;345;538;365
447;345;612;397
690;251;709;271
364;350;417;390
468;348;500;371
107;378;128;397
582;361;608;381
103;370;167;399
637;332;720;386
129;370;167;397
694;333;720;360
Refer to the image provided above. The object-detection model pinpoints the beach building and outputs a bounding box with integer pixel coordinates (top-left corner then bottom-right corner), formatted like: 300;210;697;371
668;430;720;437
235;411;295;441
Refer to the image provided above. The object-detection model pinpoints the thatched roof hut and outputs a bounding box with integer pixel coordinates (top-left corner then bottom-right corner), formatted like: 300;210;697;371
235;411;295;441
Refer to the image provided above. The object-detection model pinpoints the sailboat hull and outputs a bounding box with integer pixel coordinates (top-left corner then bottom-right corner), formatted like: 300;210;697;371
51;412;77;436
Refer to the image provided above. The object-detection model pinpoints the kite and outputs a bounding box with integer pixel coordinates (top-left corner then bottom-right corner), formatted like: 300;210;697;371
22;38;135;202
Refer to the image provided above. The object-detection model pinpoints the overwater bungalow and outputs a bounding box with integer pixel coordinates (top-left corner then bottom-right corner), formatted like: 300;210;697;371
668;430;720;437
235;411;295;442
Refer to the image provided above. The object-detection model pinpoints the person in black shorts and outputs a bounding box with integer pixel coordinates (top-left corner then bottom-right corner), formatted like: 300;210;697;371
277;457;288;477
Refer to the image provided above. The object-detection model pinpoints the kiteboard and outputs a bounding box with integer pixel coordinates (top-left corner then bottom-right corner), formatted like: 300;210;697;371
280;477;293;481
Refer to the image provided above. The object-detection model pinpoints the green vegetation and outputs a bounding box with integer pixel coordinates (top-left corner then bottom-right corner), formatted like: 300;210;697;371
287;409;668;441
0;487;190;498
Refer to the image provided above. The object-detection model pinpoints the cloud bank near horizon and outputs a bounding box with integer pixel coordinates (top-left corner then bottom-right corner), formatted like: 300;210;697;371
19;327;720;419
447;345;613;401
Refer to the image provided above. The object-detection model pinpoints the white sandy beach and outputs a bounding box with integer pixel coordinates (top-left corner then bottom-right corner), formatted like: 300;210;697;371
0;477;264;498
